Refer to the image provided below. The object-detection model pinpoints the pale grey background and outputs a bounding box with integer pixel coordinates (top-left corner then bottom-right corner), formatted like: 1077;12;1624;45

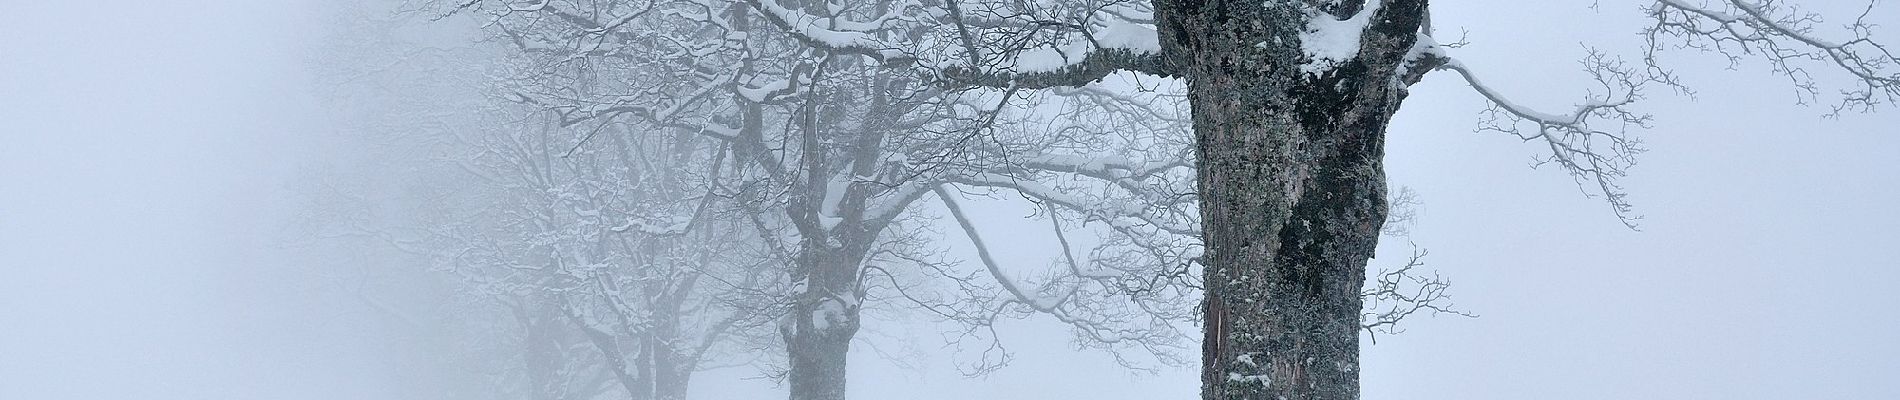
2;1;1894;399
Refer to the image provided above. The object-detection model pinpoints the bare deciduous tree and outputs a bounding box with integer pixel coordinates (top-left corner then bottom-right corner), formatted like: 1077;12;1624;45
424;1;1213;398
355;0;1897;399
721;0;1898;399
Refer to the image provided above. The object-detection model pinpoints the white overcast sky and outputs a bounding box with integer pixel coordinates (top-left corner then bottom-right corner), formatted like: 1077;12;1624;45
3;1;1896;399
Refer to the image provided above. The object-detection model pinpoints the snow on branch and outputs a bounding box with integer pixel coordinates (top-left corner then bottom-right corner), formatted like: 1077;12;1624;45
1018;152;1187;182
732;0;1179;88
1439;52;1656;228
741;0;919;64
937;0;1178;88
1647;0;1900;114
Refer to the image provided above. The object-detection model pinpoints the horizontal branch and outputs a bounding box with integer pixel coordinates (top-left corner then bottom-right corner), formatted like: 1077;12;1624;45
941;48;1177;89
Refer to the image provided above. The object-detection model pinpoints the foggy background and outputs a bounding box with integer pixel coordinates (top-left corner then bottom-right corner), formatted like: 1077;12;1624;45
3;1;1895;399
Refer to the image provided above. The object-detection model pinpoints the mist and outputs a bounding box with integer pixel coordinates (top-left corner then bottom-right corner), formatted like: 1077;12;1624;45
2;1;1896;400
0;1;404;399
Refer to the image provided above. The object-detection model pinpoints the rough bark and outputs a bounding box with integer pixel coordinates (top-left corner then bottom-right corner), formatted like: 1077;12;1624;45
1148;0;1430;399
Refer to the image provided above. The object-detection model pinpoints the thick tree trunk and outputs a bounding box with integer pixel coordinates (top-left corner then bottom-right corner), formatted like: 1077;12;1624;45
780;59;894;400
653;339;689;400
1152;1;1429;399
783;246;863;400
1191;84;1386;399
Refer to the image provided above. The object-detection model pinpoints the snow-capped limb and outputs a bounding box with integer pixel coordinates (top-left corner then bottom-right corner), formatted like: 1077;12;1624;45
959;2;1163;72
1019;152;1188;181
743;0;1179;88
859;179;935;226
735;64;810;103
1647;0;1900;113
1408;0;1900;228
741;0;917;64
941;46;1177;89
937;0;1178;89
1094;17;1164;54
1654;0;1842;48
1441;59;1586;124
816;164;854;231
893;0;1170;88
1438;55;1652;227
1395;31;1448;86
1361;0;1444;72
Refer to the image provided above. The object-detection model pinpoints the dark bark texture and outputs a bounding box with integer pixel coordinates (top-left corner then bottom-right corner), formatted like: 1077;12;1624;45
1149;1;1429;399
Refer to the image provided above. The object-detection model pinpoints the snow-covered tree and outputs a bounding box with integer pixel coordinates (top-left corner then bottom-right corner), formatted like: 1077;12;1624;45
421;0;1212;398
310;7;785;398
710;0;1898;399
361;0;1900;399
